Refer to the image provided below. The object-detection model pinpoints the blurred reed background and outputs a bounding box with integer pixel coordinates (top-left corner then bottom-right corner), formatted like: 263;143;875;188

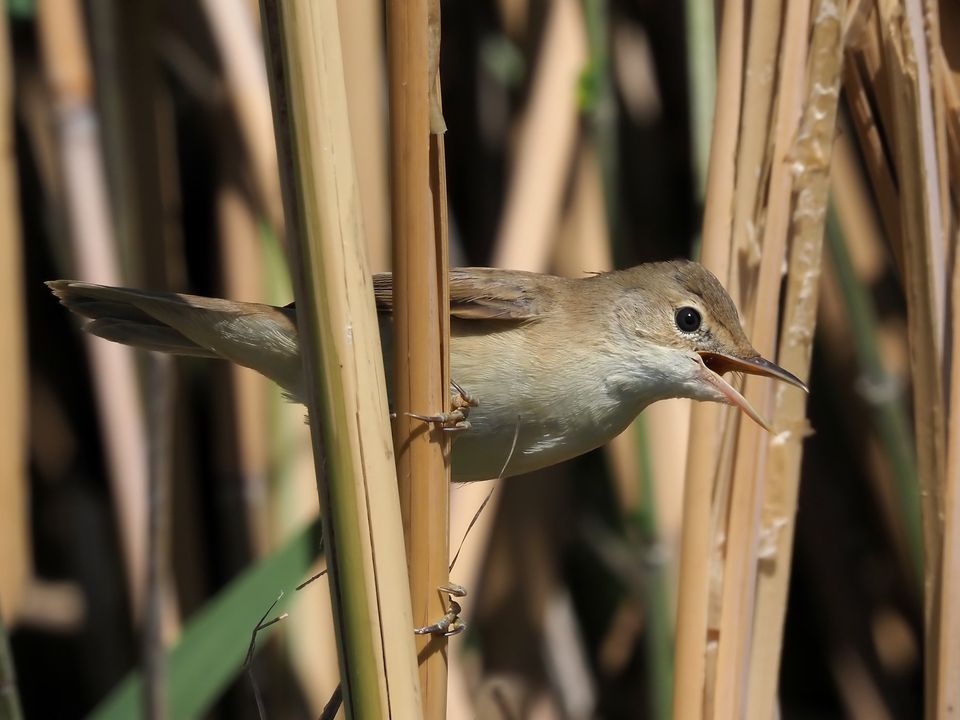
1;0;957;717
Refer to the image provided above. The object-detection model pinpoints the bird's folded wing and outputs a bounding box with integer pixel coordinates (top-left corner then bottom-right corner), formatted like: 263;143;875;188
373;267;552;321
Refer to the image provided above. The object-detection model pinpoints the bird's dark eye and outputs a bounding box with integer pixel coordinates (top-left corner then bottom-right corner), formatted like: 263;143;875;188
675;306;702;333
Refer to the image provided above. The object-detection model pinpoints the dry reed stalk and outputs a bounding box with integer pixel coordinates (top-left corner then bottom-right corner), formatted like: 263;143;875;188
216;185;272;556
873;3;948;712
200;0;284;234
727;0;784;310
744;2;845;716
36;0;151;621
935;4;960;716
430;80;451;433
937;42;960;720
842;3;904;273
261;0;423;715
338;0;390;273
673;2;745;717
218;178;339;715
144;354;174;720
0;0;29;627
939;52;960;213
492;0;586;271
385;0;451;715
709;4;791;708
712;0;818;715
938;223;960;717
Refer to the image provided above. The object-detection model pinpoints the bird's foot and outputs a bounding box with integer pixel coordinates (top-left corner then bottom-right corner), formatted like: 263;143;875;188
406;381;478;434
414;583;467;637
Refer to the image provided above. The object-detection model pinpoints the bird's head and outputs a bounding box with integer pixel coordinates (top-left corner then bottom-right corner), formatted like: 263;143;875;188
606;260;807;430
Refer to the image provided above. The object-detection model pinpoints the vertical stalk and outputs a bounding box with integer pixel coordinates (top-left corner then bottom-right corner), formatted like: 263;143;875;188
0;0;29;628
743;2;844;716
714;0;813;714
36;0;151;621
386;0;451;715
938;222;960;717
673;2;744;718
144;355;174;720
875;1;948;713
260;1;423;716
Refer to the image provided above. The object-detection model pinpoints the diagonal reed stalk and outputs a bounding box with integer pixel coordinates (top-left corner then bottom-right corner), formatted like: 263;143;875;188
260;1;423;716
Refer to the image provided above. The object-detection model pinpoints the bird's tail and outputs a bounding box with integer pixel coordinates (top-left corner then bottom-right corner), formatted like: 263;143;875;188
47;280;303;398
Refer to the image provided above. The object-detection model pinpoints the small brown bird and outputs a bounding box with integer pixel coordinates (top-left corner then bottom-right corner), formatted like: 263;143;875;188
48;261;806;481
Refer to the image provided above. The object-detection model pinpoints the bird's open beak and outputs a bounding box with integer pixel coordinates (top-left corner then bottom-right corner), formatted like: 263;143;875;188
695;351;808;431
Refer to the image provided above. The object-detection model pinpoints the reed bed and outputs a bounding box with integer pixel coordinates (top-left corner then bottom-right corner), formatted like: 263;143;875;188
6;0;958;717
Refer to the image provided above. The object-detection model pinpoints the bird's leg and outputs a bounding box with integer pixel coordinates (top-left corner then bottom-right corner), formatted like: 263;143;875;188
414;583;468;637
406;380;478;434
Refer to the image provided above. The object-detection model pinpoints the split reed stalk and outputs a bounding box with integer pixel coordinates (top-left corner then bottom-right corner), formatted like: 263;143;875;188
712;0;818;715
745;1;844;716
673;2;744;717
875;1;948;712
260;1;422;716
386;0;452;715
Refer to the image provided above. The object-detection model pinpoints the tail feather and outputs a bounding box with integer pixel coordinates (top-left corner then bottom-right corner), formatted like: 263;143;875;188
48;280;304;399
86;319;220;358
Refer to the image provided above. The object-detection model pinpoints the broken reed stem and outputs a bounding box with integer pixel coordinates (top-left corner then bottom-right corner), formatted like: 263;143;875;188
673;1;745;718
260;1;422;716
386;0;451;716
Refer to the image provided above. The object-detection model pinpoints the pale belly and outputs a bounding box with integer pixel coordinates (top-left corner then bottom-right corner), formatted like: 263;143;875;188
444;328;641;481
376;317;644;482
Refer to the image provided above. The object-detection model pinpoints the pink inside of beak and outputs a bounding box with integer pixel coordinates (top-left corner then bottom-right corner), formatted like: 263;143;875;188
697;358;772;431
